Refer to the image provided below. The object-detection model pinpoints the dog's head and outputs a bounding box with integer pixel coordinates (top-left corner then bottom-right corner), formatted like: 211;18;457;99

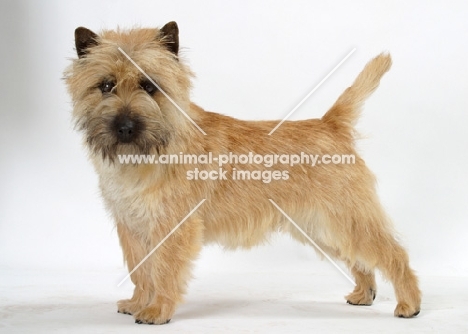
64;22;194;162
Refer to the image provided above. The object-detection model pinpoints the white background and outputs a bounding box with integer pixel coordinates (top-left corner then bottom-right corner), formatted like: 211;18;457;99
1;1;467;332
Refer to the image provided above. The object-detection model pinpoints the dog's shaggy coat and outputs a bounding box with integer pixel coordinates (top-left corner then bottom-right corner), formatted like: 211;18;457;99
65;21;421;324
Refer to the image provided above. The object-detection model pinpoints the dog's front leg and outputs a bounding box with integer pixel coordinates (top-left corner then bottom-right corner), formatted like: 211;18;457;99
133;216;204;325
116;223;154;315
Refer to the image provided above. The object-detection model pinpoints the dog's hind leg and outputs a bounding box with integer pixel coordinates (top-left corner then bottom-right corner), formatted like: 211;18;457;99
374;237;421;317
343;207;421;318
345;262;377;306
289;226;377;307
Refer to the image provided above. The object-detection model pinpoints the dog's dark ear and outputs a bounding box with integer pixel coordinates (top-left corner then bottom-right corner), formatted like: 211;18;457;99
159;21;179;56
75;27;99;58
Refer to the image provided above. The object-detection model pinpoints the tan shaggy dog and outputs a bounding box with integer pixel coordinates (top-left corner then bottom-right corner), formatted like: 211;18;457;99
64;21;421;324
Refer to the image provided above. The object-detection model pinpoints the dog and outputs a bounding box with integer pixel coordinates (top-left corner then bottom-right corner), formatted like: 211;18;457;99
64;21;421;324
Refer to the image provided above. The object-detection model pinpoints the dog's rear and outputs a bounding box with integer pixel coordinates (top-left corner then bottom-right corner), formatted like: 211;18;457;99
315;54;421;318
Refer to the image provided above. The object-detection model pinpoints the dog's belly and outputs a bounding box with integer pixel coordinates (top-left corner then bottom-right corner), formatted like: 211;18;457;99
202;216;276;249
200;199;332;250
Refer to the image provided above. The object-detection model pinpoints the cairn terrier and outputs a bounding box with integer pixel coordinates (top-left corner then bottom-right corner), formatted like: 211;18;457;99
64;21;421;324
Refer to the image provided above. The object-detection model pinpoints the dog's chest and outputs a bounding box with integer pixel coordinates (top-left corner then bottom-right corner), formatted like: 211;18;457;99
97;167;166;228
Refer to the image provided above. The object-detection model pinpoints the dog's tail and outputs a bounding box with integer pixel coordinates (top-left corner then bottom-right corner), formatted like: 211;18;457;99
322;53;392;133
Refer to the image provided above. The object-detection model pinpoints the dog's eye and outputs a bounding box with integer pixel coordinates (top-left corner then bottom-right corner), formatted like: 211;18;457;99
140;80;158;95
99;80;115;94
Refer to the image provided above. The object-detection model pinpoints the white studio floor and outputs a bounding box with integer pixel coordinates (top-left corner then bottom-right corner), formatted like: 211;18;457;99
1;264;467;334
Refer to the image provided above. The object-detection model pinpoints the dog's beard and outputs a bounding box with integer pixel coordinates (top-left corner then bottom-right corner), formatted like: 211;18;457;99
78;114;171;162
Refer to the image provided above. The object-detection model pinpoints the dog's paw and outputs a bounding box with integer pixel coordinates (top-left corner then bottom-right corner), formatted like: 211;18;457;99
394;302;420;318
346;288;376;306
117;299;142;316
134;304;173;325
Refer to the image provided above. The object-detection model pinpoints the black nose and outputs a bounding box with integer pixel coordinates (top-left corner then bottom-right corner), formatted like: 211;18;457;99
113;115;138;143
